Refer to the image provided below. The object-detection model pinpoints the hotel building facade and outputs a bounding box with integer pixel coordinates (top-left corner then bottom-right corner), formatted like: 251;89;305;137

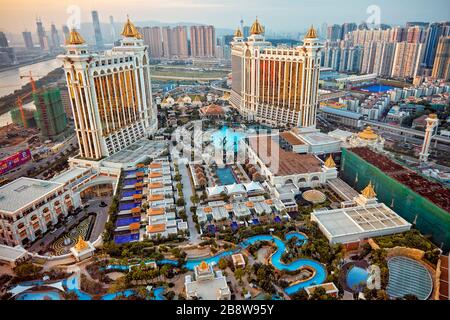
230;19;323;128
58;18;157;161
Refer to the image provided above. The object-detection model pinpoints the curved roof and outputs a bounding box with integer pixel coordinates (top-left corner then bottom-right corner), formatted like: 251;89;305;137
234;28;243;37
250;18;264;35
305;25;318;39
121;18;141;38
67;29;85;45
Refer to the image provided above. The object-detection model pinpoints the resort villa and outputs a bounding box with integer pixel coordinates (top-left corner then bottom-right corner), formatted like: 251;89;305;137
185;261;231;300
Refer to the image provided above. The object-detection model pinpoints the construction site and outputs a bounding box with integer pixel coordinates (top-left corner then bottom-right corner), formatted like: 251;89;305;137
340;147;450;251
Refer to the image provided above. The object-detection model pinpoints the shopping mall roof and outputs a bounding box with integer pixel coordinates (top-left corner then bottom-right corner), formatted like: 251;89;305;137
247;135;322;176
51;166;91;185
103;139;168;167
0;177;63;214
311;203;411;244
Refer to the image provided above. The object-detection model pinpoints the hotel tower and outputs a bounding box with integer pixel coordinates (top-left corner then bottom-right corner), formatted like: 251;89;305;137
230;19;322;128
59;18;157;160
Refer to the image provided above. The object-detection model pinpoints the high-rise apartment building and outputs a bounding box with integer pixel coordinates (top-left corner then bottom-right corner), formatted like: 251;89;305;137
62;25;70;43
231;19;322;127
36;18;46;50
327;24;342;41
161;26;188;58
373;42;396;77
190;25;216;57
0;32;8;47
91;10;104;49
33;87;68;140
432;36;450;80
58;18;157;160
423;22;450;68
109;15;116;41
142;27;163;58
22;31;34;49
391;42;424;79
50;24;61;49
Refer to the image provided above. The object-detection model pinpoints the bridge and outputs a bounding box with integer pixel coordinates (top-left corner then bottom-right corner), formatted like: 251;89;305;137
363;120;450;145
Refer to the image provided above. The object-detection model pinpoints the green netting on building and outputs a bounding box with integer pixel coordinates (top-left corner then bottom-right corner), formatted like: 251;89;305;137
33;88;67;139
340;148;450;251
10;107;36;128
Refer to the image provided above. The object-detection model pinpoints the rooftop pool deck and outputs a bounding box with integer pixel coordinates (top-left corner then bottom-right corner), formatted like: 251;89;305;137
211;126;246;152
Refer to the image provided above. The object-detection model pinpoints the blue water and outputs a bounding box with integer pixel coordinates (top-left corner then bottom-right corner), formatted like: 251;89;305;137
114;233;140;244
16;291;62;300
346;266;369;291
116;217;141;227
359;84;394;93
216;166;238;185
124;179;138;186
121;190;143;198
211;126;246;152
14;232;326;298
14;274;164;301
105;232;326;295
119;202;140;211
101;290;135;300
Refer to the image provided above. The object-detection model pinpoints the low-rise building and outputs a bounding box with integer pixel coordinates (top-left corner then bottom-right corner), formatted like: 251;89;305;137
185;261;231;300
0;177;81;246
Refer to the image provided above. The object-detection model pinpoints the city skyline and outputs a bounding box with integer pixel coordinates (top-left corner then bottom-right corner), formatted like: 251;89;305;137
1;0;449;34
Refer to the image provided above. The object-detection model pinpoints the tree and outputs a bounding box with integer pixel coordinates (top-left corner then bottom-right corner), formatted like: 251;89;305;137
234;268;244;283
218;258;228;270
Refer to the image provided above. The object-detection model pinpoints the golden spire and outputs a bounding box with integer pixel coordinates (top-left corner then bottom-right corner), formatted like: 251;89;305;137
250;17;264;35
121;16;141;38
74;236;89;252
358;126;378;140
324;154;336;168
361;181;377;199
199;261;209;271
234;27;243;38
67;29;85;45
305;25;318;39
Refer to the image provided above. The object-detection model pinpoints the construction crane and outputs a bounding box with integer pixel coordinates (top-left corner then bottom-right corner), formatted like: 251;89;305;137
10;71;44;129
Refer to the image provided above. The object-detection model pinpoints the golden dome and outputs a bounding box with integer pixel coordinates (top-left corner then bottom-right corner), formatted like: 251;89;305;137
324;155;336;168
250;18;264;35
121;17;141;38
305;25;318;39
361;181;377;199
199;261;209;271
234;28;243;38
358;126;378;140
74;236;89;252
67;29;85;45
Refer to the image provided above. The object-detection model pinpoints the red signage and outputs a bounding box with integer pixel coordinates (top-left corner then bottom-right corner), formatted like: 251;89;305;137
0;149;32;175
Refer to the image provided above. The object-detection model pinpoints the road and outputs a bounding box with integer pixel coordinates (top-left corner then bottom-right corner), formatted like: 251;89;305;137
2;134;78;181
176;156;201;243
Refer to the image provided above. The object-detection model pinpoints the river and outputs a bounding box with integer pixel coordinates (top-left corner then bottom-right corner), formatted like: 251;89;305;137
0;58;62;126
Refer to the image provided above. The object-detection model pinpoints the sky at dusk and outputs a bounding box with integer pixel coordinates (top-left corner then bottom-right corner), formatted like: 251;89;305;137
0;0;449;33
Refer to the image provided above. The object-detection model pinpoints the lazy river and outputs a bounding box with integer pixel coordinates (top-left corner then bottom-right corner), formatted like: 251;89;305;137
106;232;326;295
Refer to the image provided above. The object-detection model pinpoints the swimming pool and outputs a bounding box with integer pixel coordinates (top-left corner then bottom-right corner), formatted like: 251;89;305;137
216;166;238;185
346;266;369;291
119;202;141;211
114;233;140;244
16;291;62;300
121;190;143;198
124;179;138;186
116;217;141;227
211;126;246;152
359;84;395;93
101;290;135;300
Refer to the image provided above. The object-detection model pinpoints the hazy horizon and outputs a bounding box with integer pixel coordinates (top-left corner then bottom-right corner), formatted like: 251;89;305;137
1;0;449;34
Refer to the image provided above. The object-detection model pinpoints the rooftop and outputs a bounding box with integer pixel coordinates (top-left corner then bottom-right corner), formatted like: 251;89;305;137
247;135;322;176
280;131;305;146
103;139;168;166
312;203;411;239
0;177;63;213
51;166;91;185
0;244;28;262
350;147;450;212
